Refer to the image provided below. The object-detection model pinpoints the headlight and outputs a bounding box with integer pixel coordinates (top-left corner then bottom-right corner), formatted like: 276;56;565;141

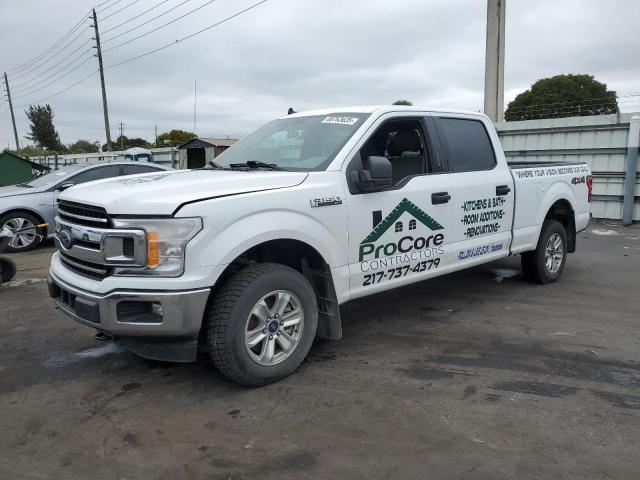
111;217;202;277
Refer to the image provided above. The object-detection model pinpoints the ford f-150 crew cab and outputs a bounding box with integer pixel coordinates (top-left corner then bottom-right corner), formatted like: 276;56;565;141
48;106;592;385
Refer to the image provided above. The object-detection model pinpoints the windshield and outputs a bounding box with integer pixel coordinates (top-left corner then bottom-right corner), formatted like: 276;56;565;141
26;165;83;188
214;113;370;171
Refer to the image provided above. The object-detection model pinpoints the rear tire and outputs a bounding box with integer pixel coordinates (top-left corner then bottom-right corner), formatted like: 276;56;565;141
0;212;42;253
521;220;567;284
205;263;318;386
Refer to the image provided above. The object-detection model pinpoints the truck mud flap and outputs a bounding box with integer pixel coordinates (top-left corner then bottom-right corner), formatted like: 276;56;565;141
302;259;342;341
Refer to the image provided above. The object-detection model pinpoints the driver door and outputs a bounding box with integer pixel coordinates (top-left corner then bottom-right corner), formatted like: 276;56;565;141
344;114;453;299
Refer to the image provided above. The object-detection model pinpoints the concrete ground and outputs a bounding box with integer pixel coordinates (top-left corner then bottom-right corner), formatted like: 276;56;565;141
1;222;639;480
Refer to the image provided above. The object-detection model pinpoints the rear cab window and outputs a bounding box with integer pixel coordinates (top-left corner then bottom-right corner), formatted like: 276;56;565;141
435;117;496;172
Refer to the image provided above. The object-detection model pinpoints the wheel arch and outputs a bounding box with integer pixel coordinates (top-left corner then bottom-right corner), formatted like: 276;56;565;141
208;237;342;342
544;198;576;253
0;208;49;237
535;181;577;253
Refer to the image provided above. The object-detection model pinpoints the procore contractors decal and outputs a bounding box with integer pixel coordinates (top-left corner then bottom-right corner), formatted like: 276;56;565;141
358;198;445;284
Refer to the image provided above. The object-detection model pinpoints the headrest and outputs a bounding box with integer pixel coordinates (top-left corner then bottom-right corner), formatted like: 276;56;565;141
387;130;421;156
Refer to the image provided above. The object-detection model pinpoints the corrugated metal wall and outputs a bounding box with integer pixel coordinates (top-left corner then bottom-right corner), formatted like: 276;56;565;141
495;113;640;220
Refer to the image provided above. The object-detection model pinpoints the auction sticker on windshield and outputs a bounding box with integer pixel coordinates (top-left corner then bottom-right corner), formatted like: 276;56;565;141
321;116;359;126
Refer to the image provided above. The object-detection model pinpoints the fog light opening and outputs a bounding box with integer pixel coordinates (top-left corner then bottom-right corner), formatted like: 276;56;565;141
151;302;164;319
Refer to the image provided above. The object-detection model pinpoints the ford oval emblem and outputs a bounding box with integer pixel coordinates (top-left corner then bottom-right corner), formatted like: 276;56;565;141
60;229;73;249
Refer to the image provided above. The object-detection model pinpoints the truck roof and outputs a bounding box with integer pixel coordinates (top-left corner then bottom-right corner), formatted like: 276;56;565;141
281;105;487;119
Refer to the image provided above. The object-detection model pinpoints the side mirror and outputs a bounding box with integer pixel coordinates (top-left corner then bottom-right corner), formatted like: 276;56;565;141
352;156;392;192
56;182;75;192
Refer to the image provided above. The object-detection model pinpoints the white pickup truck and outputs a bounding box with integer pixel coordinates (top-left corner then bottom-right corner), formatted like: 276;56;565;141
48;106;592;385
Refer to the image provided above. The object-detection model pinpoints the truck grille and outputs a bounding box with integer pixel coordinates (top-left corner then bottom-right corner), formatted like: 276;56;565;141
58;200;109;228
55;201;146;280
59;251;112;280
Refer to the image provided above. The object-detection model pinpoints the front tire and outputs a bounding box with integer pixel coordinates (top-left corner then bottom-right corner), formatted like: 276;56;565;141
205;263;318;386
521;220;568;284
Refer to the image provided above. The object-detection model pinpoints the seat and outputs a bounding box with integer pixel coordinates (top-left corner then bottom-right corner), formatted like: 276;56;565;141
386;130;424;185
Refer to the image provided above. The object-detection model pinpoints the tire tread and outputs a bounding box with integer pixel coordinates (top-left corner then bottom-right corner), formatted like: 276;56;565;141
205;263;311;386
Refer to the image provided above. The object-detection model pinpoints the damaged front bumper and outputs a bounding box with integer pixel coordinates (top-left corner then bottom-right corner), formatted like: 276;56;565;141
48;270;210;362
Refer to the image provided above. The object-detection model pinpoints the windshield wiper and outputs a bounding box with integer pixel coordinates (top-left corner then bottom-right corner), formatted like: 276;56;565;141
207;160;231;170
229;160;285;171
16;183;33;188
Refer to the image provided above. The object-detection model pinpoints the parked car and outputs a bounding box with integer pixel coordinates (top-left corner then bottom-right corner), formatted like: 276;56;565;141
48;106;592;386
0;161;172;252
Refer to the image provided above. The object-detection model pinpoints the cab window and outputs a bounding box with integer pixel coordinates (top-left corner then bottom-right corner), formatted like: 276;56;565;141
436;118;496;172
357;118;430;187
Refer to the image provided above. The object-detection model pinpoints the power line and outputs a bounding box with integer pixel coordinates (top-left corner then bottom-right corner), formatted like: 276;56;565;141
96;0;127;13
14;70;99;108
8;26;92;82
102;0;193;42
102;0;142;21
10;43;93;91
104;0;267;69
5;14;90;74
507;96;622;110
11;55;95;99
95;0;120;9
505;93;640;112
102;0;172;34
103;0;219;53
5;0;267;111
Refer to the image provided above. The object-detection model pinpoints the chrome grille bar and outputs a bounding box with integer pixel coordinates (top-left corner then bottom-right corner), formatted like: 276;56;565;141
55;201;146;279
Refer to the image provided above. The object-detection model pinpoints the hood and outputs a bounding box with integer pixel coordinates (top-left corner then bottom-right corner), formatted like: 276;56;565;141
58;169;309;215
0;185;41;198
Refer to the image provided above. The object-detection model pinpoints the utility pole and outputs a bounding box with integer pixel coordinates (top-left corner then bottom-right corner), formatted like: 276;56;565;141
484;0;506;123
91;9;112;151
154;124;158;146
193;80;197;136
119;122;125;149
3;72;20;153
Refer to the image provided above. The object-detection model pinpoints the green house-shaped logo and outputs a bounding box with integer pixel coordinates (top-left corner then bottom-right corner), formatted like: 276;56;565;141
361;198;444;245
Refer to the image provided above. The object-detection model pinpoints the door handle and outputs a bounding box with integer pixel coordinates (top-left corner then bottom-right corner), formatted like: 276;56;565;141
496;185;511;196
431;192;451;205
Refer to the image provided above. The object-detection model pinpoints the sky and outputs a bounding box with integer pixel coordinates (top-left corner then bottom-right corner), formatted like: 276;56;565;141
1;0;639;150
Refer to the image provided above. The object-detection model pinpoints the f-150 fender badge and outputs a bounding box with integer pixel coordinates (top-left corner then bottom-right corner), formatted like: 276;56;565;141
310;196;343;208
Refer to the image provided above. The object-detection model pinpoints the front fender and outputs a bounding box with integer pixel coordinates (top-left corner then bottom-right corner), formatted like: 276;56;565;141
189;209;346;273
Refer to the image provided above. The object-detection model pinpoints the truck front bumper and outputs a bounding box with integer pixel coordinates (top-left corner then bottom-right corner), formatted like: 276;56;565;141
48;270;210;362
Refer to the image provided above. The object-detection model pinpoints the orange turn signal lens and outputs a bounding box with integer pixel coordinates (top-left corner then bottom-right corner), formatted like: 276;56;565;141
147;231;159;267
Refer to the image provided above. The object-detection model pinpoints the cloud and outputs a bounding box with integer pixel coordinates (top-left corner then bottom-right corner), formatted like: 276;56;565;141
1;0;639;149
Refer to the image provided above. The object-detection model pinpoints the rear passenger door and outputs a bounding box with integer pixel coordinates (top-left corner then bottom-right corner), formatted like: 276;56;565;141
432;115;513;264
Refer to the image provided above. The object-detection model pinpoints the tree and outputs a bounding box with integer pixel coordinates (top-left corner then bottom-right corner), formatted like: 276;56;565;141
102;135;151;151
155;129;196;147
127;137;151;148
67;139;100;154
24;104;63;151
392;100;413;106
504;74;618;121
